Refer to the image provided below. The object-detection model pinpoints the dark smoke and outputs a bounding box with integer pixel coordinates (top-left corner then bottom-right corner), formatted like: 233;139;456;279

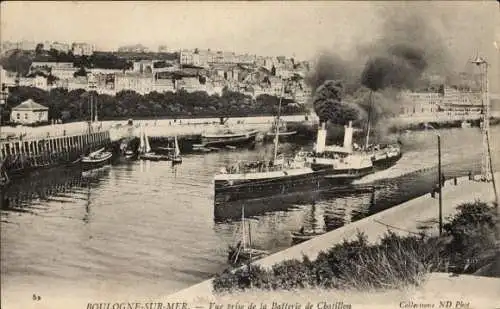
307;5;455;143
361;43;428;91
306;53;359;95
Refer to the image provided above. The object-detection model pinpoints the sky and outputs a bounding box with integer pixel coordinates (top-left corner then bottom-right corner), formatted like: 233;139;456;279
1;1;499;90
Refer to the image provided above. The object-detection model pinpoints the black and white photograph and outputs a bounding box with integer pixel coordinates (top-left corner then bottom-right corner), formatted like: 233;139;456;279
1;1;499;308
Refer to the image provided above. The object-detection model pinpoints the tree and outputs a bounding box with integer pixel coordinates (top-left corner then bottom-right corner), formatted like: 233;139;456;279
313;80;359;125
35;43;44;55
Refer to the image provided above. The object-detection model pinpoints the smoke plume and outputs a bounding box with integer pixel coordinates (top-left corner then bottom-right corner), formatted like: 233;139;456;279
307;5;456;143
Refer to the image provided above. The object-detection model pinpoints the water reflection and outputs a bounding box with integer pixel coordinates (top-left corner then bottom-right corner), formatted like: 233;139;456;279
1;167;110;214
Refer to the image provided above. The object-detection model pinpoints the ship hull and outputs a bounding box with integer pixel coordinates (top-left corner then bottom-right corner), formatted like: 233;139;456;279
214;169;331;203
372;152;402;170
201;131;258;148
81;153;112;171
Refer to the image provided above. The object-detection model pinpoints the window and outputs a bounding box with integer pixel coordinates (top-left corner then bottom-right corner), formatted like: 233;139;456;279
25;113;28;120
16;113;20;120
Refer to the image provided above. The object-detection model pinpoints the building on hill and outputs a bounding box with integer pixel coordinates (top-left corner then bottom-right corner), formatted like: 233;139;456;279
30;62;77;80
67;76;89;91
10;99;49;125
176;77;203;92
153;78;175;93
114;72;154;94
133;60;155;74
18;75;49;90
118;44;150;53
50;42;70;53
72;42;95;56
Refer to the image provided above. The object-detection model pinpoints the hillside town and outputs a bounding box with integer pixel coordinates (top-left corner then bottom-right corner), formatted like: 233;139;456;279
0;40;487;124
1;40;313;104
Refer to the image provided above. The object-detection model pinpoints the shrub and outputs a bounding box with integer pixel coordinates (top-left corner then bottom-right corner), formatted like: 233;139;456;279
442;200;497;273
212;200;497;293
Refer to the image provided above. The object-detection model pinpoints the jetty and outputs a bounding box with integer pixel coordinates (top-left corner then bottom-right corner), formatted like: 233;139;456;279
167;173;499;303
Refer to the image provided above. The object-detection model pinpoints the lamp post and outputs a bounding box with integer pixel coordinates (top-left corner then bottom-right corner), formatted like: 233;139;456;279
425;123;443;236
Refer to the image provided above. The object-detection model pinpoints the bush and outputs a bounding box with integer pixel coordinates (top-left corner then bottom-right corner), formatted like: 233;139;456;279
442;200;497;273
212;200;498;293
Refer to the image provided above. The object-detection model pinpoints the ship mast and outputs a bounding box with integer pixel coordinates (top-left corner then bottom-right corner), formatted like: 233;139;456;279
471;55;492;182
365;90;373;149
87;73;97;133
273;80;285;162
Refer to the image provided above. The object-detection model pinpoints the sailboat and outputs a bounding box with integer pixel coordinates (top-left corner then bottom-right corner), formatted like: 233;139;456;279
170;136;182;164
213;82;329;202
227;206;268;265
138;125;170;161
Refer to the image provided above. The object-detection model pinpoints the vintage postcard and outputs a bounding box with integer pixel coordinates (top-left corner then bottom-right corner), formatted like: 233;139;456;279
0;1;499;309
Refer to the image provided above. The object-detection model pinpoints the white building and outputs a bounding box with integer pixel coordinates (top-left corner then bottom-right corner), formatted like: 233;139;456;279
10;99;49;125
153;78;175;93
114;72;154;94
132;60;155;74
67;76;89;91
50;42;70;53
30;62;77;80
72;42;95;56
399;91;441;115
176;77;203;92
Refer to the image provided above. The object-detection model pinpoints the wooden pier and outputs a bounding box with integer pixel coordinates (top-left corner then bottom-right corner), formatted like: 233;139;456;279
0;130;111;177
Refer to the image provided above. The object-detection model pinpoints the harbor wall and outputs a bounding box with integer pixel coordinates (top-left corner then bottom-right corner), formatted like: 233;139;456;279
167;174;499;303
2;112;500;143
1;115;316;142
0;130;111;177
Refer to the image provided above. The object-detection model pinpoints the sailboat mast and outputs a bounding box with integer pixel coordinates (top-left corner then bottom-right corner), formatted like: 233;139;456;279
174;136;180;156
365;90;373;149
273;80;285;162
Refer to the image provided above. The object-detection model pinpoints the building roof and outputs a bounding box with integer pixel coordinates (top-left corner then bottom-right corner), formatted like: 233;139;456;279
12;99;49;111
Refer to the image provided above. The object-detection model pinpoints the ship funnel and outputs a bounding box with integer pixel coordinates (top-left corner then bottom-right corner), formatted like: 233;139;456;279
315;122;327;153
343;121;353;152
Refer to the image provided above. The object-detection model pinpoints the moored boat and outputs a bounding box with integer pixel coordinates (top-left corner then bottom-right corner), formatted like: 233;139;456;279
124;149;136;159
137;125;170;161
201;128;258;148
81;148;112;171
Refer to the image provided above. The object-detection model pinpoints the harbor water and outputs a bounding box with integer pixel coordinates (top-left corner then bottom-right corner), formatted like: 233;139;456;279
1;126;499;298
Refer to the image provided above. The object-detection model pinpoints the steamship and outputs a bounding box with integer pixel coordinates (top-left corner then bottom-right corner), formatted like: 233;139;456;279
305;121;401;180
305;121;375;183
214;83;330;202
